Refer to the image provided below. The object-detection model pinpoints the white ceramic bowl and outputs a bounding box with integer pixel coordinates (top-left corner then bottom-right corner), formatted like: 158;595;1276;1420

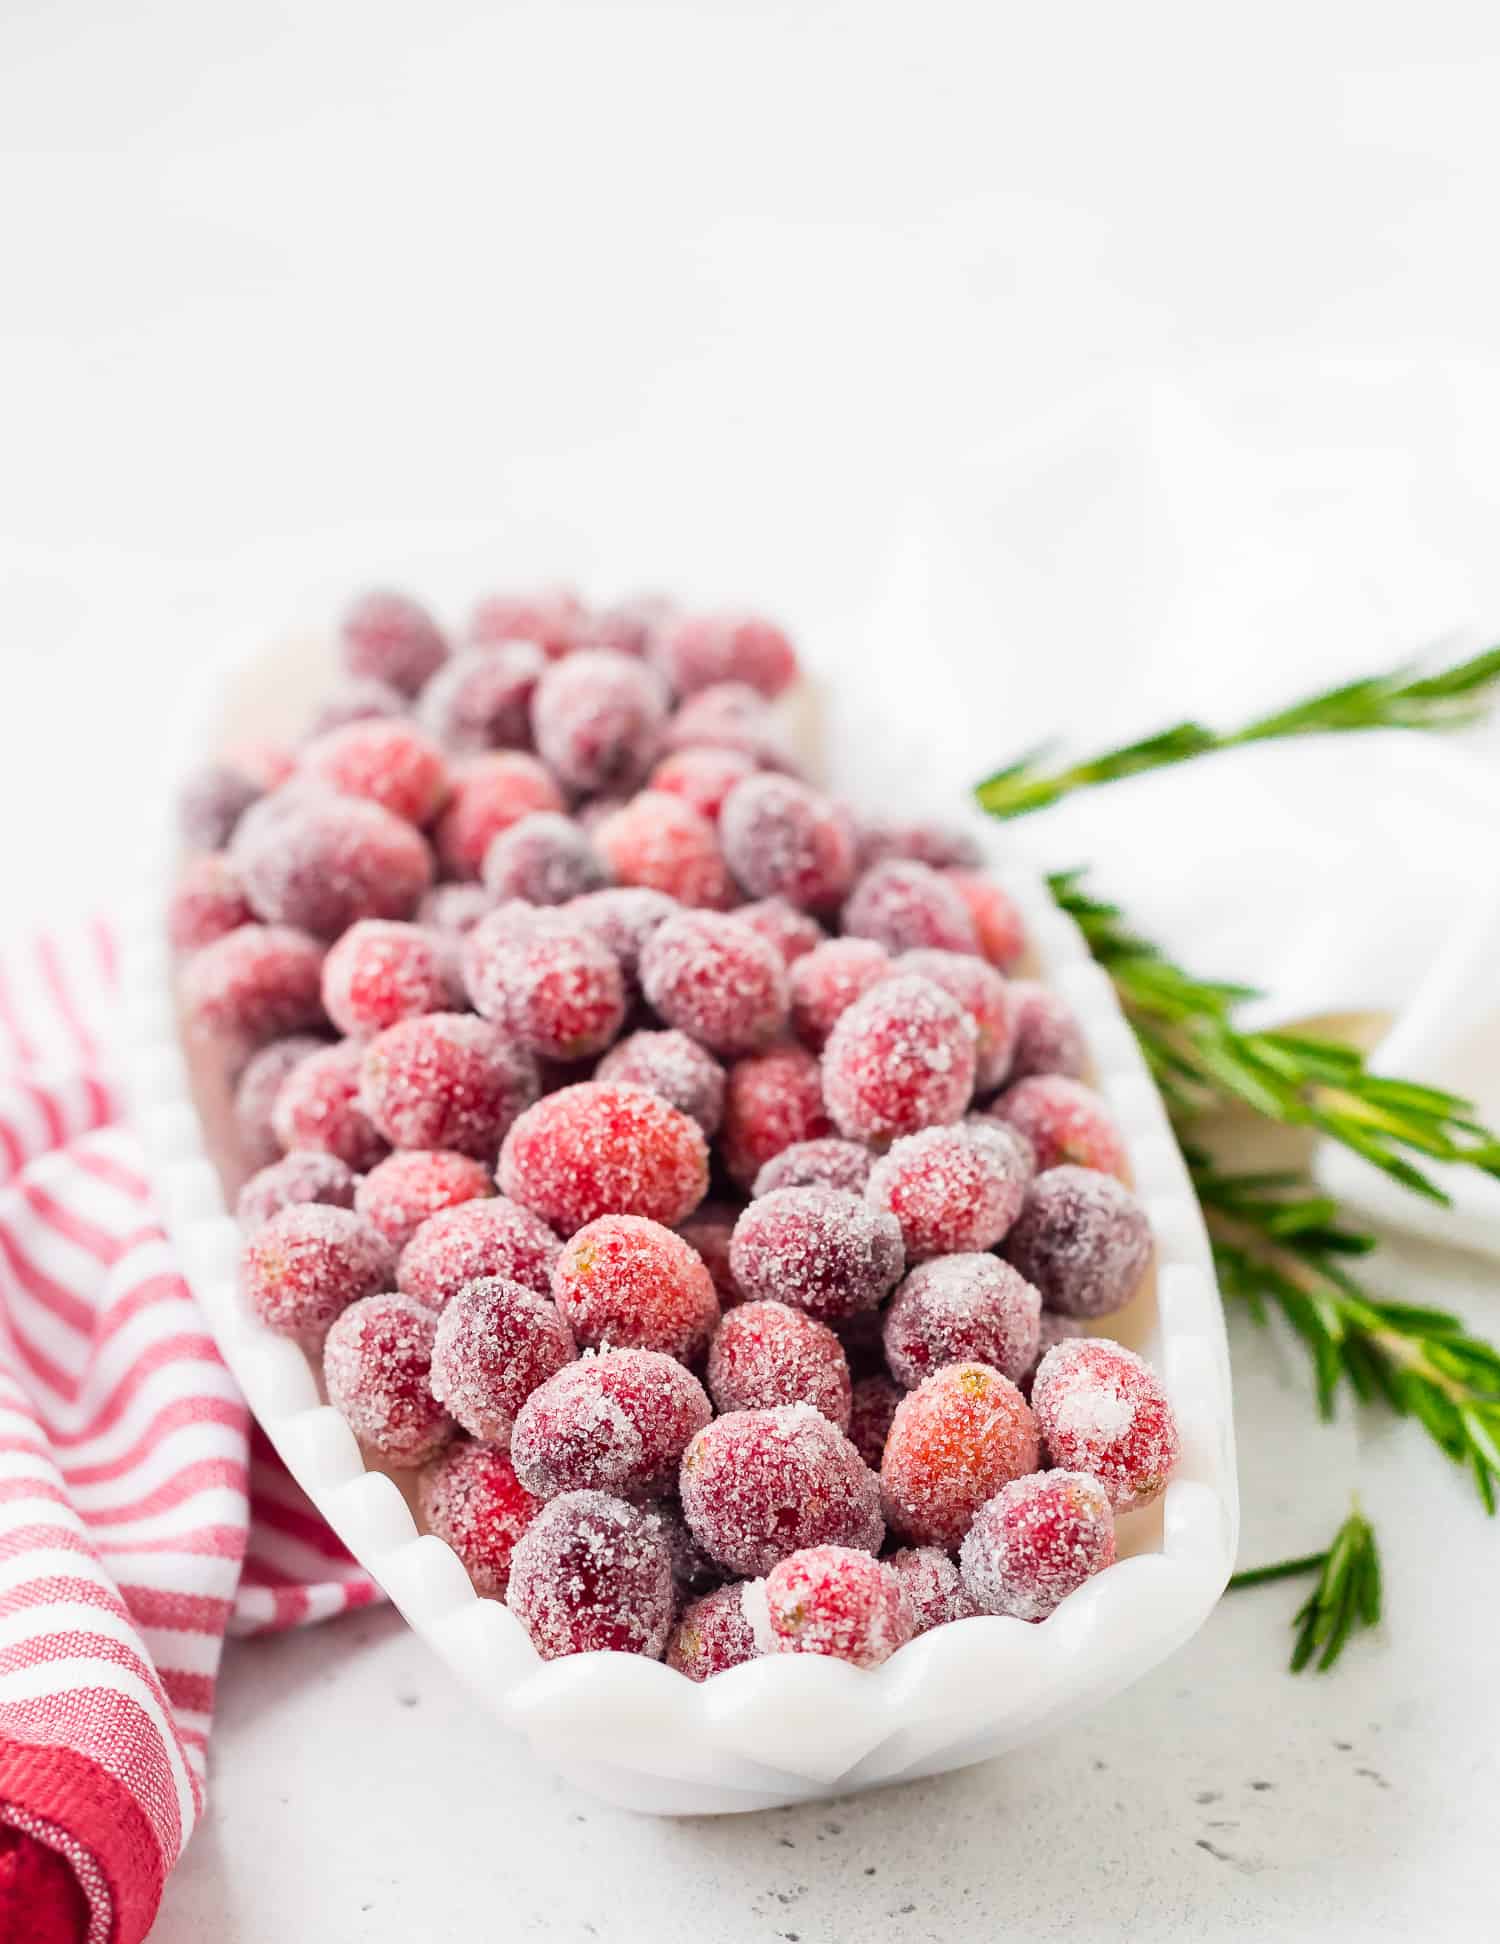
120;623;1238;1814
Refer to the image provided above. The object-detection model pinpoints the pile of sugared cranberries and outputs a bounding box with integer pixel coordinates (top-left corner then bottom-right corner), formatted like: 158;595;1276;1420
180;582;1178;1672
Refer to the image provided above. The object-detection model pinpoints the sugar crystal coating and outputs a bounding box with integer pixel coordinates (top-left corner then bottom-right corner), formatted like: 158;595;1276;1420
1031;1338;1180;1513
179;762;263;853
241;1203;394;1345
945;871;1027;972
498;1082;709;1236
563;885;679;986
719;1044;833;1189
182;925;326;1056
468;585;586;660
323;1291;453;1466
434;753;566;880
675;1203;744;1307
306;676;409;738
665;1582;762;1680
354;1148;494;1252
237;1151;359;1229
846;1373;901;1470
735;898;826;967
359;1011;540;1158
321;919;458;1039
417;1442;542;1597
301;719;450;827
652;612;798;699
340;589;449;696
511;1347;712;1500
787;936;893;1050
169;853;255;953
581;593;675;659
552;1214;720;1364
464;907;626;1062
900;949;1016;1092
418;882;498;937
397;1195;562;1308
419;641;544;754
648;746;757;823
960;1470;1116;1621
882;1254;1042;1389
855;819;983;873
719;774;856;913
639;911;788;1056
865;1120;1028;1263
507;1489;675;1660
593;791;735;910
821;973;977;1147
763;1545;914;1667
886;1547;980;1633
232;1034;327;1170
481;812;608;906
595;1029;726;1136
989;1075;1128;1179
880;1363;1040;1549
660;682;797;770
531;649;668;794
1005;981;1088;1083
271;1040;387;1171
707;1300;852;1429
429;1274;577;1443
842;859;980;958
1002;1166;1152;1319
752;1137;874;1199
730;1186;903;1323
231;790;434;939
679;1405;883;1576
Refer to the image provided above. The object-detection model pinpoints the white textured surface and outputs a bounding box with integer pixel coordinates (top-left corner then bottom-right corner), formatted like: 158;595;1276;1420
120;622;1237;1814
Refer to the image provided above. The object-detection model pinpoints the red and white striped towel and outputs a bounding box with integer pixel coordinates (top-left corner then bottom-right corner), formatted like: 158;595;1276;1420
0;925;379;1944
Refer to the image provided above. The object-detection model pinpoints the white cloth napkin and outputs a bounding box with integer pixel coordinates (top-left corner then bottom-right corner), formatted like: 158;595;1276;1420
847;357;1500;1255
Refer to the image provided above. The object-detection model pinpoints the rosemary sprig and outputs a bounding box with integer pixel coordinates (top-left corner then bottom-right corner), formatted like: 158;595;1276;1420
1049;869;1500;1203
1228;1505;1382;1673
976;644;1500;818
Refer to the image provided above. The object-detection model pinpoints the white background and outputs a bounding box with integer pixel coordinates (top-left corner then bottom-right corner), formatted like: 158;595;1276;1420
4;4;1500;1938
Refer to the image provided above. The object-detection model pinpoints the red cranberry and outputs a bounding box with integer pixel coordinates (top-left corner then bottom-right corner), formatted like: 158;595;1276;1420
887;1546;980;1632
752;1137;873;1199
706;1300;851;1429
418;1443;542;1598
880;1363;1039;1549
842;859;980;957
648;746;757;822
169;853;254;953
900;948;1016;1092
595;1029;726;1136
653;612;798;699
787;937;893;1050
301;719;450;827
960;1471;1116;1621
419;642;544;754
272;1040;387;1171
481;812;608;906
506;1490;675;1659
511;1348;711;1500
946;871;1027;972
666;1583;761;1680
323;1292;453;1467
593;791;735;909
1005;982;1088;1083
359;1012;540;1158
988;1075;1128;1178
846;1373;901;1471
178;762;263;852
729;1187;903;1323
882;1254;1042;1389
232;791;433;938
397;1195;562;1308
719;775;856;913
763;1545;913;1667
498;1082;709;1236
531;649;668;794
1031;1338;1180;1512
233;1034;327;1169
661;682;798;770
865;1120;1028;1262
241;1204;393;1345
429;1275;576;1443
340;589;449;696
821;973;977;1146
237;1151;359;1229
182;925;326;1055
1002;1166;1152;1318
719;1044;833;1189
638;911;788;1056
434;753;566;880
552;1214;720;1364
321;919;458;1038
468;586;586;660
354;1149;495;1253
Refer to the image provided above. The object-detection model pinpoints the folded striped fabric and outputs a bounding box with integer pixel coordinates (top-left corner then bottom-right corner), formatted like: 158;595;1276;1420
0;925;379;1944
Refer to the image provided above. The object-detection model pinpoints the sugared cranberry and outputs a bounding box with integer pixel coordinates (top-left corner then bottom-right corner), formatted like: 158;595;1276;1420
531;649;668;794
946;871;1027;972
821;973;977;1147
233;1034;327;1169
306;676;408;738
707;1301;851;1429
397;1195;562;1307
880;1363;1039;1549
507;1490;675;1659
354;1149;494;1252
719;775;856;913
846;1373;901;1470
660;682;797;770
359;1012;540;1158
900;949;1016;1092
719;1044;833;1189
434;754;566;880
865;1120;1028;1262
882;1254;1042;1389
752;1137;873;1199
639;911;788;1056
418;882;498;937
323;1292;453;1467
842;860;980;958
511;1348;711;1500
182;925;326;1055
271;1040;387;1171
169;853;255;953
736;898;826;967
1004;982;1088;1083
563;885;678;986
237;1151;359;1229
855;819;983;872
468;586;585;660
679;1405;883;1576
232;792;433;938
481;812;608;906
988;1075;1128;1178
763;1545;913;1667
465;908;626;1062
887;1547;980;1633
429;1275;576;1443
593;792;735;909
178;762;263;853
498;1083;709;1236
1030;1338;1180;1513
552;1214;720;1364
301;719;450;827
419;642;544;753
581;594;675;659
241;1203;393;1344
729;1187;903;1323
675;1203;743;1307
418;1443;542;1598
787;937;893;1050
960;1471;1117;1621
595;1030;726;1136
648;746;757;823
321;919;458;1038
666;1583;761;1681
652;612;798;699
340;589;449;696
1002;1166;1152;1318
